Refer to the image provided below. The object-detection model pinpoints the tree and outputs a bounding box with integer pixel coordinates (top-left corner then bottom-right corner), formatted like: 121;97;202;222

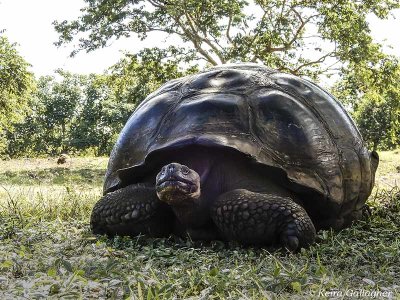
353;92;398;151
52;0;400;153
7;71;84;156
6;49;194;157
0;35;34;155
39;71;85;153
69;74;131;156
70;48;198;155
108;47;198;103
54;0;399;78
333;55;400;150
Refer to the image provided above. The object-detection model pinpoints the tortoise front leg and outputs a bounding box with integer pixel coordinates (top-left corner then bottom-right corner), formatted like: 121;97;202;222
91;184;174;237
211;189;316;251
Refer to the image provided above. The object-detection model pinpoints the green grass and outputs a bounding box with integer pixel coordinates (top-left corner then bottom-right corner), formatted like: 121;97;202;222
0;151;399;299
0;157;108;187
375;149;400;189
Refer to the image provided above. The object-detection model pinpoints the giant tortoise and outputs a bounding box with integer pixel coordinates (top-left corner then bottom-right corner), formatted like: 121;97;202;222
90;63;379;251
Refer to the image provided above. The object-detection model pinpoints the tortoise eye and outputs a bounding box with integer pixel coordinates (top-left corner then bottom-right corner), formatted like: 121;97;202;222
181;166;190;175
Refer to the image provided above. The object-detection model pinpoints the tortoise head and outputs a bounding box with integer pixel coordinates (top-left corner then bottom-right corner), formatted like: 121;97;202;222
155;162;201;206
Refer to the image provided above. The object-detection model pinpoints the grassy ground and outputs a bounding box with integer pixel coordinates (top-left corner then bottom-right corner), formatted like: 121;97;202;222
0;152;399;299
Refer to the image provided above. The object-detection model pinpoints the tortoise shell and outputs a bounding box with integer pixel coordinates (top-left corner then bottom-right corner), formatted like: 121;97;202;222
104;63;377;222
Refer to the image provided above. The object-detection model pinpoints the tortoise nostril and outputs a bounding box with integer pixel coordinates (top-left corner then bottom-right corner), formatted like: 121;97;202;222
167;164;176;174
181;166;190;175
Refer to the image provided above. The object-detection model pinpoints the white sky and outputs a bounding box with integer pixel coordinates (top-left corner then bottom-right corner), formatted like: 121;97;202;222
0;0;399;78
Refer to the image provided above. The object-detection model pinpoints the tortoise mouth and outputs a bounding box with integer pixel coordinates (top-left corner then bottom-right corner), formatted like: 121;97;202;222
156;178;196;195
156;178;200;205
156;176;195;187
157;180;194;192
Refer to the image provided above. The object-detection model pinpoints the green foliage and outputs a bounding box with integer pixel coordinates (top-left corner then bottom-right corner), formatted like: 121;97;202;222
333;55;400;150
6;71;116;156
0;35;34;155
68;74;130;156
7;71;86;156
108;47;199;104
6;50;194;157
354;92;399;150
54;0;399;78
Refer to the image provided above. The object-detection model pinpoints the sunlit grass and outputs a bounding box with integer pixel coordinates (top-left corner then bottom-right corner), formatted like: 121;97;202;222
0;151;399;299
375;149;400;189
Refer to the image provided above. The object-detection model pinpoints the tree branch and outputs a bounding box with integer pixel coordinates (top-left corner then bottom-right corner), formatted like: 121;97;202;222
284;9;318;50
147;0;164;9
248;10;268;61
183;10;226;64
251;8;318;62
292;51;335;74
173;16;218;65
226;13;233;44
145;0;222;65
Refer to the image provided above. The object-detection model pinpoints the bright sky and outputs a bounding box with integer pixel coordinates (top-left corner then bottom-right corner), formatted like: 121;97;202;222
0;0;399;78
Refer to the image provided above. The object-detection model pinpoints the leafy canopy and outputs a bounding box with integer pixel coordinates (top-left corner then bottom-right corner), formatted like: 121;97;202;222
54;0;399;78
108;47;198;103
6;48;196;157
0;35;34;155
333;55;400;150
0;35;34;129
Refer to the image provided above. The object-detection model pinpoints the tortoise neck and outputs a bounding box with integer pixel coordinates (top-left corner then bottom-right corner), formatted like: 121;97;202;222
171;200;211;228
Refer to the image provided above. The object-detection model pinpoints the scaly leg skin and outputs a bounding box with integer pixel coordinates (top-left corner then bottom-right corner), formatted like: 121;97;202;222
90;184;174;237
211;189;316;251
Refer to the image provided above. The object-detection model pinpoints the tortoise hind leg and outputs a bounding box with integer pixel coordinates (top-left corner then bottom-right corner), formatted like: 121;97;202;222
211;189;316;251
91;184;174;237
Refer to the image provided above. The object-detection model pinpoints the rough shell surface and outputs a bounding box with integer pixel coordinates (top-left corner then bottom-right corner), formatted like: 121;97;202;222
104;63;375;219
